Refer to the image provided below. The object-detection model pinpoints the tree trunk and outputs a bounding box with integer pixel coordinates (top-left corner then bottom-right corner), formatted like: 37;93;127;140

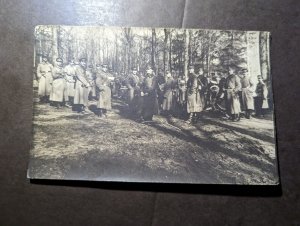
184;30;189;80
163;29;170;74
52;26;59;63
151;28;157;73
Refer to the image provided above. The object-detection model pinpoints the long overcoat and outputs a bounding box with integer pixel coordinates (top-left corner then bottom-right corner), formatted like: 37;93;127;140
37;62;53;96
141;74;159;120
64;64;76;97
74;66;90;106
225;74;241;114
50;66;67;102
186;73;204;113
162;77;176;111
96;71;112;110
240;75;254;111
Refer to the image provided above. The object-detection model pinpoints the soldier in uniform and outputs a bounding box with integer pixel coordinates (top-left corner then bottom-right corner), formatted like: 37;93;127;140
86;64;97;100
198;68;209;110
126;67;140;106
36;54;53;103
239;68;255;119
161;70;176;116
224;65;242;121
255;75;269;117
50;58;67;108
73;56;90;113
186;65;204;124
64;58;76;106
175;74;187;118
95;64;112;118
139;65;159;122
156;68;165;112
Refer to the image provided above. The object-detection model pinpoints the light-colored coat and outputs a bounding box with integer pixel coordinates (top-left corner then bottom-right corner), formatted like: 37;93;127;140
240;75;255;111
162;77;176;111
96;71;112;110
186;73;204;113
64;64;76;97
36;62;53;96
50;66;67;102
74;66;90;106
225;74;241;114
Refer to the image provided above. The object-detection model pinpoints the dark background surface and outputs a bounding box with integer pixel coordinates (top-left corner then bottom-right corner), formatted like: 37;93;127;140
0;0;299;225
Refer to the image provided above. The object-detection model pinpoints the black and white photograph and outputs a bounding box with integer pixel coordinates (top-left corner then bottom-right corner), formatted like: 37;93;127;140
28;26;279;184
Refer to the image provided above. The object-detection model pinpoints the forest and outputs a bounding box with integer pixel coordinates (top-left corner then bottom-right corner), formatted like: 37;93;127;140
34;26;270;81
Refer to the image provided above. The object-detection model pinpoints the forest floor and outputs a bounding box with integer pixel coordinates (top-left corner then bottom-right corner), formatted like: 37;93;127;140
29;97;279;185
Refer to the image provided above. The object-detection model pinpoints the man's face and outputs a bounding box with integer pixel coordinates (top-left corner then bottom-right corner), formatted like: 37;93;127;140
70;60;75;65
229;68;234;75
42;57;48;63
199;69;204;75
57;61;63;67
133;70;137;75
102;66;108;72
188;68;194;74
146;69;153;75
80;60;87;69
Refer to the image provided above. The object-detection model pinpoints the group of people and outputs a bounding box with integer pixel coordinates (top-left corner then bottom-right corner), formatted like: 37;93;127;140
36;55;112;117
36;54;270;123
116;64;269;123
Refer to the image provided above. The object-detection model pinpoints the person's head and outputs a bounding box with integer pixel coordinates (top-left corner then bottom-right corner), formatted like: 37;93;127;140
88;65;93;71
42;55;48;63
166;70;172;78
198;68;204;75
102;64;108;72
132;67;137;75
257;75;264;83
79;58;87;69
239;68;248;78
188;65;195;74
56;58;63;68
96;64;101;70
146;65;153;75
69;60;75;65
228;65;237;75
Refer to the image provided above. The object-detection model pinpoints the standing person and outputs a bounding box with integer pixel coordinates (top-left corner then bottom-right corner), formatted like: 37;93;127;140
139;65;159;122
95;64;112;118
198;68;209;110
86;64;96;100
224;65;242;121
156;68;165;113
161;70;176;116
239;68;255;119
207;73;220;111
255;75;269;118
64;58;76;106
73;56;90;113
186;65;204;124
176;75;187;118
36;54;53;103
126;67;139;106
50;58;67;109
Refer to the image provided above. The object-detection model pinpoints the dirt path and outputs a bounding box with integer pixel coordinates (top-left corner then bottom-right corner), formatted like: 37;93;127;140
29;98;279;185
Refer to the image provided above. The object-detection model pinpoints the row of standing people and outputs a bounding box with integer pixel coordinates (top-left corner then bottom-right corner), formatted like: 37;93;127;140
36;55;112;117
121;64;269;123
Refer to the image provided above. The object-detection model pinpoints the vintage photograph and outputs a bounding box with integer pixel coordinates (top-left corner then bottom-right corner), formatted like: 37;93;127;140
28;26;279;184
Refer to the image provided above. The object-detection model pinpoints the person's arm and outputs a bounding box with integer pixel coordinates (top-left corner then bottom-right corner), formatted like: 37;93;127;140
36;64;42;79
235;75;241;92
263;84;268;99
